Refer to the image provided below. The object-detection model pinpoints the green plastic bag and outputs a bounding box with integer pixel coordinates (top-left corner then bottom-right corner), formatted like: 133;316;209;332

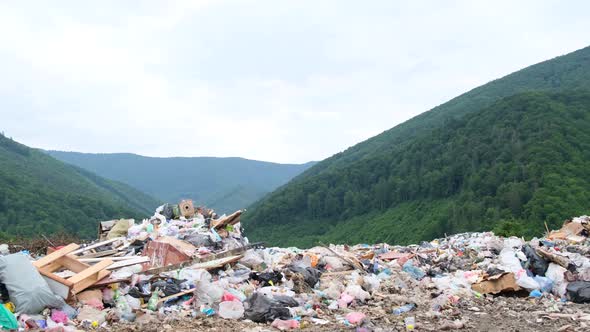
0;304;18;330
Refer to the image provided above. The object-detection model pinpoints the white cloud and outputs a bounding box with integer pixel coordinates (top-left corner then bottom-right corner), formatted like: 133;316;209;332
0;0;589;163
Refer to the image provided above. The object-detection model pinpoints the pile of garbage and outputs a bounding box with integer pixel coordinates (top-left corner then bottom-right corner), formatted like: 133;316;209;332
0;204;589;331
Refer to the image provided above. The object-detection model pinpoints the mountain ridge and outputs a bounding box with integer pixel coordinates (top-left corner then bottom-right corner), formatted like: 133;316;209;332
244;45;590;247
46;151;316;214
0;135;160;238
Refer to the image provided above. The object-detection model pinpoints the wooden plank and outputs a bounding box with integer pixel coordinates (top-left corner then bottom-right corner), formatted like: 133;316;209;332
40;254;90;274
68;259;113;284
89;275;146;288
107;257;150;270
141;288;196;308
141;243;254;275
212;210;242;229
38;269;74;287
72;275;99;295
33;243;80;268
79;256;142;263
72;269;111;294
79;249;119;259
59;254;92;273
71;237;124;255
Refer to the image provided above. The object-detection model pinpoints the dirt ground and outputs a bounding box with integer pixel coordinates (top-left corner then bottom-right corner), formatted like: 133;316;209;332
102;294;590;332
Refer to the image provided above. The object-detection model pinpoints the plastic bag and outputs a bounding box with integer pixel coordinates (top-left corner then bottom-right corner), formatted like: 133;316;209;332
195;281;223;306
243;293;294;323
287;265;321;288
0;304;17;330
218;300;244;319
239;250;265;268
546;263;568;297
0;253;65;313
523;245;548;276
346;312;366;324
363;274;381;292
516;275;540;291
499;248;523;273
566;281;590;303
250;271;283;287
107;219;132;239
402;260;426;280
533;276;553;293
344;285;370;302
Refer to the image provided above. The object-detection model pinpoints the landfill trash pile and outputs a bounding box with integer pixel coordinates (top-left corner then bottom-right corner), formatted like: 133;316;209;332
0;205;589;331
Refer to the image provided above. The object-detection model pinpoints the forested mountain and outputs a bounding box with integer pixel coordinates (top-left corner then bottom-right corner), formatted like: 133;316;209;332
244;46;590;248
46;151;315;214
0;135;160;239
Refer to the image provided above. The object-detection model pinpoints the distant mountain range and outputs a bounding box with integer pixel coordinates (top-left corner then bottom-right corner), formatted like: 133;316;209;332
0;134;160;239
244;45;590;247
47;151;316;214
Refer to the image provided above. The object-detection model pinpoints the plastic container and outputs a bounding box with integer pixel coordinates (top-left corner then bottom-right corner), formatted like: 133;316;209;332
405;316;415;330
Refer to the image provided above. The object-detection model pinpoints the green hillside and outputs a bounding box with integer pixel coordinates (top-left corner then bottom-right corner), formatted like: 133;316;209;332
46;152;315;214
244;46;590;247
0;135;160;239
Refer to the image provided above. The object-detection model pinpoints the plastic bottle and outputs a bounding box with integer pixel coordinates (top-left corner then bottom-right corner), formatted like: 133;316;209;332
393;303;416;315
404;316;415;330
147;288;160;311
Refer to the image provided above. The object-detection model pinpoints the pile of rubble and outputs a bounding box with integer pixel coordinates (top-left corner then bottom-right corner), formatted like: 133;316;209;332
0;204;589;331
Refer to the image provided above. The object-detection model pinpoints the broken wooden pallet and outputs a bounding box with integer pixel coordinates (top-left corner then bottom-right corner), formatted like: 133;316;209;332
33;243;113;299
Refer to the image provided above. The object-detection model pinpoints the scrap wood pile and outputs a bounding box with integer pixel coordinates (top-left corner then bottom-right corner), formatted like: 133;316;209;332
0;208;589;331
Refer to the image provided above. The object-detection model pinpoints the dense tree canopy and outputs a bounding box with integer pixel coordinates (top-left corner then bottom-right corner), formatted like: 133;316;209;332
245;45;590;248
0;135;160;239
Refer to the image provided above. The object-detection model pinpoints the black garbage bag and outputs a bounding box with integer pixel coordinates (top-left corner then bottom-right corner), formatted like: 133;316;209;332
127;287;151;302
250;271;283;287
523;245;548;276
183;233;213;247
161;204;174;219
151;279;184;297
128;238;148;253
273;294;299;307
244;293;296;323
566;281;590;303
0;283;9;302
287;265;321;288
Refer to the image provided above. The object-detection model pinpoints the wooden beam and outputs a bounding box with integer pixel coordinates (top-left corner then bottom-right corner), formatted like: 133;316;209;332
79;256;142;263
71;237;124;255
107;257;150;270
68;259;113;284
33;243;80;268
79;249;119;259
40;254;90;274
38;269;74;287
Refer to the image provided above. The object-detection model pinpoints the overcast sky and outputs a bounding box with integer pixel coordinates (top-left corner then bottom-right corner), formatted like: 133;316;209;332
0;1;589;163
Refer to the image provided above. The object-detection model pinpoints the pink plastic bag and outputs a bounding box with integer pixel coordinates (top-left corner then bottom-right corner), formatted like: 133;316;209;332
346;312;366;324
271;319;299;330
221;291;237;302
51;310;68;324
338;293;354;308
